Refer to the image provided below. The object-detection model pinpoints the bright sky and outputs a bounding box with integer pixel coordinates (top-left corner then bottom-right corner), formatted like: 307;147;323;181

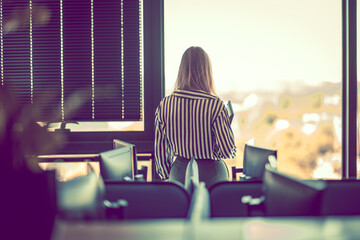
164;0;342;96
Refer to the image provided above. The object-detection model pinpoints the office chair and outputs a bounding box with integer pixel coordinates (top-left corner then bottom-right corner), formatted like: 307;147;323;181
242;165;327;217
232;144;277;181
104;181;190;219
321;179;360;216
209;180;263;218
263;165;327;216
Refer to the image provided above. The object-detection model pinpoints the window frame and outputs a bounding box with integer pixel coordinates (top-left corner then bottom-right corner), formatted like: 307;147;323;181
343;0;357;179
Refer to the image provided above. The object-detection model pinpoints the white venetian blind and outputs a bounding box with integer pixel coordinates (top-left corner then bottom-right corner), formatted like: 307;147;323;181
0;0;142;122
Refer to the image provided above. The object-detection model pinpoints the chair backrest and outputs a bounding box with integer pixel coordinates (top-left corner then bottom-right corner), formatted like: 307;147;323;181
243;144;277;179
321;179;360;216
209;180;263;217
99;139;138;181
104;181;190;219
56;163;105;220
263;165;327;216
184;157;199;194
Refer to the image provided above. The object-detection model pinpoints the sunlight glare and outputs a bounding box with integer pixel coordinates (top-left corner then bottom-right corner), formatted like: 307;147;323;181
275;119;289;130
243;93;258;108
302;123;317;135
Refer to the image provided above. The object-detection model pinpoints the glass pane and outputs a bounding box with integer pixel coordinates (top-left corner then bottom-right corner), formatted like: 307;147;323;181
165;0;342;179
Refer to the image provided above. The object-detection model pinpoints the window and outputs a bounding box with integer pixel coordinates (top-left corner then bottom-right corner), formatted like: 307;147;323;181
0;0;143;131
165;0;342;179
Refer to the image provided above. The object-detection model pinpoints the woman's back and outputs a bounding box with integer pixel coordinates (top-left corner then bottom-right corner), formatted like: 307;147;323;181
157;89;233;160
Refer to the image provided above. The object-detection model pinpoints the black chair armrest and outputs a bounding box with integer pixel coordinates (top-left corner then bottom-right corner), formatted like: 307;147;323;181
103;199;129;220
241;195;265;216
231;166;244;181
137;166;148;181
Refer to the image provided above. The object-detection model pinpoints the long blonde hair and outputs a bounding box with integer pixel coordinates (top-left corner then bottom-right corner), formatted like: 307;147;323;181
174;46;215;94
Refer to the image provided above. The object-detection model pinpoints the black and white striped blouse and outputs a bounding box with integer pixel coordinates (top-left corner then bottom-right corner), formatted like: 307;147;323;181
154;89;236;180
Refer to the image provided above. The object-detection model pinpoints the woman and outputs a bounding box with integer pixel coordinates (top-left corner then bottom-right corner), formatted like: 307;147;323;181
154;46;236;188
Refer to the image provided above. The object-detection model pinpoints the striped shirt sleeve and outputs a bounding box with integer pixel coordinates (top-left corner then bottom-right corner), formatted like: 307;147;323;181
154;104;172;179
212;102;236;159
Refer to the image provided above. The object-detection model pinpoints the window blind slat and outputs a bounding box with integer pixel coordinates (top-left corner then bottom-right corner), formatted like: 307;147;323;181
33;0;61;121
93;0;123;121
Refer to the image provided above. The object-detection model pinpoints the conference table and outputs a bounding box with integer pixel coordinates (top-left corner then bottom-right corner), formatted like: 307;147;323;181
52;216;360;240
